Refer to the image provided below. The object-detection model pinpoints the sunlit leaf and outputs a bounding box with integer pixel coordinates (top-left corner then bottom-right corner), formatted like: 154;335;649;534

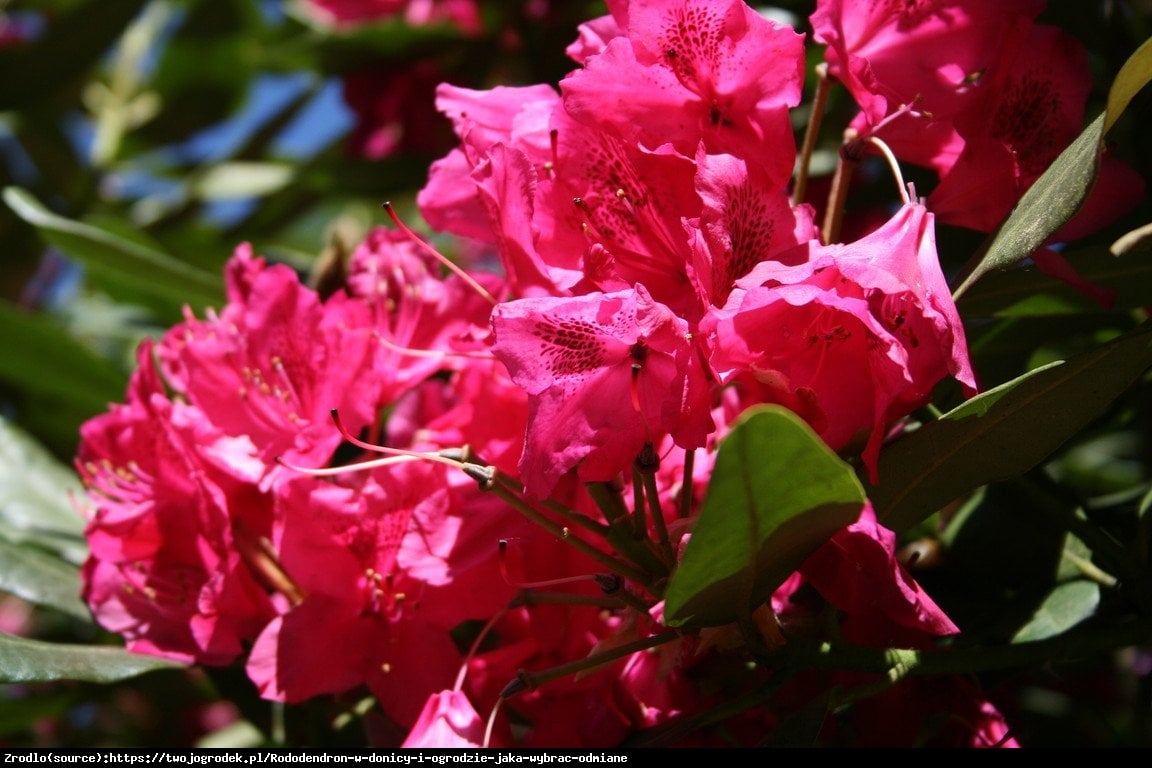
0;416;89;565
953;36;1152;298
1012;580;1100;644
0;632;181;684
191;162;296;199
869;322;1152;534
664;406;865;629
3;186;221;313
0;539;89;622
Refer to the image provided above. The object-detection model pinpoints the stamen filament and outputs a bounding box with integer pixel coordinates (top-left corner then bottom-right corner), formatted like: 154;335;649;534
454;605;511;692
483;698;504;749
329;409;471;472
864;136;911;205
383;202;498;306
498;539;602;589
375;332;493;361
275;453;427;476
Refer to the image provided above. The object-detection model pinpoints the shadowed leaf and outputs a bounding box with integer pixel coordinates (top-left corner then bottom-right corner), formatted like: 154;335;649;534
869;322;1152;534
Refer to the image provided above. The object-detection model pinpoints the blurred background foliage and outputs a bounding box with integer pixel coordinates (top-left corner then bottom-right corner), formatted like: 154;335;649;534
0;0;1151;747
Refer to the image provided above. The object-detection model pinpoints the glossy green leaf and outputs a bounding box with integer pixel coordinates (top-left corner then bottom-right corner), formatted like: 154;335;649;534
3;186;222;312
0;416;89;565
869;322;1152;534
0;632;181;684
664;406;865;629
953;36;1152;299
0;538;89;622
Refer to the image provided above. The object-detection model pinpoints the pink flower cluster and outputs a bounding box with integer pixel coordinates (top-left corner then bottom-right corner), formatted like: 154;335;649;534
75;0;1141;747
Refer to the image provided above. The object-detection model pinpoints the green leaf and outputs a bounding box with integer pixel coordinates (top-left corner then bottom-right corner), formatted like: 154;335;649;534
0;299;127;416
952;36;1152;299
0;416;89;565
0;631;181;684
869;322;1152;534
191;162;297;200
663;406;865;629
0;538;89;622
1012;580;1100;644
3;186;222;313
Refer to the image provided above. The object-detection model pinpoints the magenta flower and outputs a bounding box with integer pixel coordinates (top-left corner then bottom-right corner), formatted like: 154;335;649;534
157;244;380;473
402;690;494;747
812;0;1144;245
688;150;817;309
927;22;1144;235
246;461;514;722
561;0;806;186
346;226;503;402
302;0;482;34
706;201;975;477
77;342;275;666
812;0;1043;173
491;285;713;496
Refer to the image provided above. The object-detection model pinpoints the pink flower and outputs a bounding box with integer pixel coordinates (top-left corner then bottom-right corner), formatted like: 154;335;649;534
246;448;519;721
927;22;1143;235
491;285;713;497
812;0;1043;173
766;504;1019;747
303;0;482;35
157;244;380;475
402;690;494;747
77;342;276;666
688;151;817;308
417;83;560;249
346;226;502;402
706;201;975;478
561;0;806;186
800;504;958;642
812;0;1144;247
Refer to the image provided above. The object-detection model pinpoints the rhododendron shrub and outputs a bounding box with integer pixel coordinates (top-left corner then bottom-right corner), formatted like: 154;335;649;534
62;0;1152;749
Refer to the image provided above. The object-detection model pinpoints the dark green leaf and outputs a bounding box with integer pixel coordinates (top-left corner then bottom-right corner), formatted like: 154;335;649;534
0;631;181;684
3;186;222;313
0;0;149;110
663;405;865;629
0;299;127;415
952;36;1152;298
956;242;1152;318
0;538;89;622
869;322;1152;534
